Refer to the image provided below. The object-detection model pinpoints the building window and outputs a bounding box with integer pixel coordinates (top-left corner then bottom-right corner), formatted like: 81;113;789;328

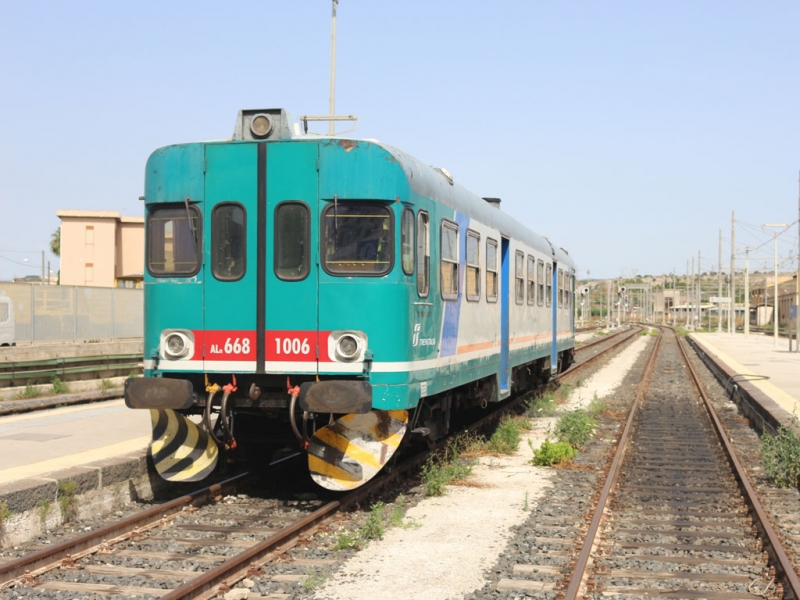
486;238;498;302
322;202;393;276
275;202;309;280
85;226;94;245
526;255;535;305
401;208;415;276
147;205;202;277
416;211;430;297
212;203;246;281
441;220;458;300
466;230;480;302
546;263;552;307
515;251;524;305
85;263;94;283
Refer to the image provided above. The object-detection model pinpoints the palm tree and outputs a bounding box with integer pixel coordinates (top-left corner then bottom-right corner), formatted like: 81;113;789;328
50;228;60;257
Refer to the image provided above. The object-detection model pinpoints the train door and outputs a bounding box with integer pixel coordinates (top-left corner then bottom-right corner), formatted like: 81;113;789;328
500;237;510;395
264;142;320;374
550;261;558;375
202;143;258;371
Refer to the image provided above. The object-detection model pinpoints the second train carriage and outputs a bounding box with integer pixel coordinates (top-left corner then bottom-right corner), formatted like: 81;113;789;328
125;109;576;490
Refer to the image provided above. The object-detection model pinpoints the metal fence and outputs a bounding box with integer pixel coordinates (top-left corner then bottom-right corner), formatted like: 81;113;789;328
0;283;143;344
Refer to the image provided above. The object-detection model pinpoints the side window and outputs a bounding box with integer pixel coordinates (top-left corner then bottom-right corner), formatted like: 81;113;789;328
275;202;310;280
322;202;393;276
546;263;552;307
486;238;498;302
401;208;415;276
526;255;535;305
441;220;459;300
466;230;480;302
416;211;430;297
212;203;246;281
571;275;575;311
537;260;544;306
558;269;564;308
147;204;202;277
514;251;524;305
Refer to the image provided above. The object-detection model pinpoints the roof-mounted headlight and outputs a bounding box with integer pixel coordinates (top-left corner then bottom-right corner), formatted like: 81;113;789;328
250;114;273;138
161;330;194;360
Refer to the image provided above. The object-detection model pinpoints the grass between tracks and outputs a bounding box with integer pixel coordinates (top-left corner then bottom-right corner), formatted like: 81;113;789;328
760;418;800;488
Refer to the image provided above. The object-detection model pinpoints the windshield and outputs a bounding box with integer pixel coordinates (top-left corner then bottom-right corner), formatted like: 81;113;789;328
322;202;393;276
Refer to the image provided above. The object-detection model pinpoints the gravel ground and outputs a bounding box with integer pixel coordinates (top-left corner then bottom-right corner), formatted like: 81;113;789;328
308;333;651;600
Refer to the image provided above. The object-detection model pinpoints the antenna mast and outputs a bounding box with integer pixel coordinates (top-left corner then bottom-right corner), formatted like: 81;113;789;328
328;0;338;135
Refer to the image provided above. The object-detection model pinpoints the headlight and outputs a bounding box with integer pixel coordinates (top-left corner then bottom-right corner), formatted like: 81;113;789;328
337;334;359;359
329;330;367;362
161;330;193;360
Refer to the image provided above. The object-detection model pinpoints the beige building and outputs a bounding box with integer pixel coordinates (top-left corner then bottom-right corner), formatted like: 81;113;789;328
57;210;144;288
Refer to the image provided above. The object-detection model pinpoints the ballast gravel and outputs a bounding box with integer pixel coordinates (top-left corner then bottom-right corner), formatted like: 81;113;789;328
313;332;650;600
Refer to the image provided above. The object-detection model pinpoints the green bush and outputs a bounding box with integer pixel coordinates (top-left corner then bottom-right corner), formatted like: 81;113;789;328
487;418;524;454
420;445;473;497
760;425;800;487
361;502;385;540
525;391;557;417
554;409;596;449
51;376;69;395
529;438;577;466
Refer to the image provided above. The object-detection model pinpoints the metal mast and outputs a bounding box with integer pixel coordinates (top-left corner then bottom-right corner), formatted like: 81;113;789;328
328;0;339;135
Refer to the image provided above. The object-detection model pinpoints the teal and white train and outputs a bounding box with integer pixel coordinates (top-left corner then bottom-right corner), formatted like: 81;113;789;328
125;109;576;491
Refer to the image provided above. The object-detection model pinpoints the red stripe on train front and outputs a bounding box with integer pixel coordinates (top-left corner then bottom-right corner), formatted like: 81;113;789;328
190;330;333;362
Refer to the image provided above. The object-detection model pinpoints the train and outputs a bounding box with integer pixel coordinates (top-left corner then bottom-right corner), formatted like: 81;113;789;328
124;108;576;491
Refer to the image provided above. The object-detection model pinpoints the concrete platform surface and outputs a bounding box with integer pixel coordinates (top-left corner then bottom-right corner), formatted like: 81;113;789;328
0;399;151;485
690;332;800;417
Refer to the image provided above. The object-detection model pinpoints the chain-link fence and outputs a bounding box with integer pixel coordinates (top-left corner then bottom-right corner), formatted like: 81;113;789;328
0;283;142;344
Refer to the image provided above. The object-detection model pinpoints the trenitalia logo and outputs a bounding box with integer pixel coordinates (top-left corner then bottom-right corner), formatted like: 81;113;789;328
412;324;436;347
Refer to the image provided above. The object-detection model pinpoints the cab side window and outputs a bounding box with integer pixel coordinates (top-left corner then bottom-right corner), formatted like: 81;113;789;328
417;211;430;297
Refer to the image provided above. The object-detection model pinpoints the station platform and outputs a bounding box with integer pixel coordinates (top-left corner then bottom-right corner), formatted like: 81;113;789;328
0;394;154;545
689;331;800;425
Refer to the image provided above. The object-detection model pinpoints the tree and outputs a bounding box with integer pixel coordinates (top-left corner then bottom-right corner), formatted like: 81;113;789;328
50;228;60;257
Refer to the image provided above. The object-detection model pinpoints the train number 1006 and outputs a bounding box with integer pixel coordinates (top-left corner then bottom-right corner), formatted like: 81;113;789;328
275;337;311;356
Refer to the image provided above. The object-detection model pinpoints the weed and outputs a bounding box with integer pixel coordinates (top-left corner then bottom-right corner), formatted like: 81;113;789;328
452;430;488;457
640;330;649;336
529;438;577;466
760;425;800;487
554;409;596;449
587;394;608;416
0;500;11;528
487;417;523;454
51;376;69;395
557;383;574;401
302;570;328;590
420;444;474;497
525;391;557;417
523;491;529;511
58;480;78;523
332;526;361;550
36;499;51;527
650;329;659;337
361;502;385;540
15;383;41;400
676;326;688;337
387;496;406;528
100;379;118;391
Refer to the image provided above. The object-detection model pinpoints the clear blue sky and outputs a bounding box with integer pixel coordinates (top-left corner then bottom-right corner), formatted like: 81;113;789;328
2;1;799;282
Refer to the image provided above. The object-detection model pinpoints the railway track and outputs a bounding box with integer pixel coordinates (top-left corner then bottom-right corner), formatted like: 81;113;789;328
0;330;643;599
560;325;799;599
484;327;800;599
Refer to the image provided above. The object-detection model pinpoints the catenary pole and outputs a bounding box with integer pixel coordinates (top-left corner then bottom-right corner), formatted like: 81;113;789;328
730;211;735;334
718;229;722;332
